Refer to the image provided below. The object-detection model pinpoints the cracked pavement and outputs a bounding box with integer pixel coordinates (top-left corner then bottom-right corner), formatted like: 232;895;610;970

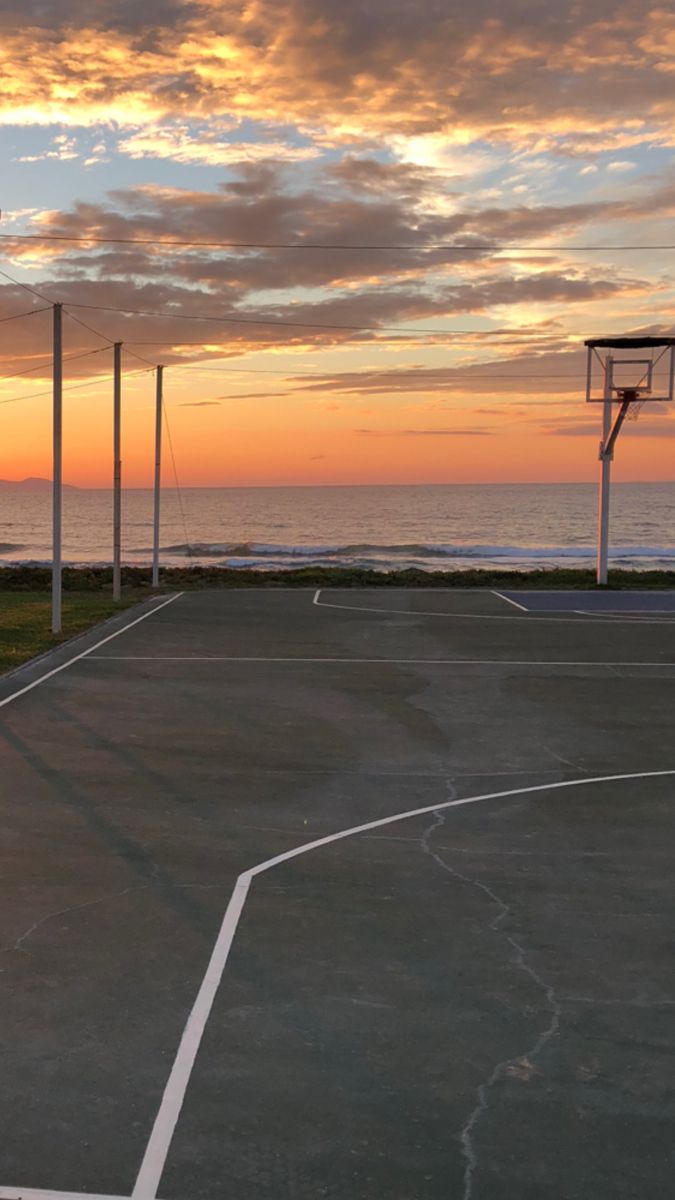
0;587;674;1199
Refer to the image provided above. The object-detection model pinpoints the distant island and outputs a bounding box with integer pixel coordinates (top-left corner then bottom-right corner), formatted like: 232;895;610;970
0;477;79;492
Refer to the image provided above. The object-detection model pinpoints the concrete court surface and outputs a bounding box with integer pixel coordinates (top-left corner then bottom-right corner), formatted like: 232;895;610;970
0;586;674;1200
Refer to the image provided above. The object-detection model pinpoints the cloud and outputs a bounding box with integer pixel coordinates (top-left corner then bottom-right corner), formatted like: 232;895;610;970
19;163;675;294
118;125;319;166
16;134;79;163
1;158;673;382
178;400;221;406
355;427;493;436
1;1;675;153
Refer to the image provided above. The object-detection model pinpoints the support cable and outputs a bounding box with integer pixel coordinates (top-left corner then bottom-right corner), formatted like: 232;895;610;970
0;365;153;405
0;346;108;385
162;398;192;556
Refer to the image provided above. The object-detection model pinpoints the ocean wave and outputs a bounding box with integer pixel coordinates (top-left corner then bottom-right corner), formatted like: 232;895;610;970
141;541;675;562
3;540;675;572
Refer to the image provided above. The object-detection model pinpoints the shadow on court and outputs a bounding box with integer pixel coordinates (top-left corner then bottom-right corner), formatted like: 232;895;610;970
0;588;673;1200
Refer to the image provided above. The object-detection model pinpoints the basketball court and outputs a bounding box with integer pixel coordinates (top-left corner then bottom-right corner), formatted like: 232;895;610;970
0;586;674;1200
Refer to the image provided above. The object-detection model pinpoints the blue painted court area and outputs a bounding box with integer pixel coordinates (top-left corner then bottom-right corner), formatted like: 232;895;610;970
498;589;675;615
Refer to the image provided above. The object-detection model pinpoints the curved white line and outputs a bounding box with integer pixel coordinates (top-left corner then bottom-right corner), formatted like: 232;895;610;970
574;609;675;619
313;588;675;626
133;767;675;1199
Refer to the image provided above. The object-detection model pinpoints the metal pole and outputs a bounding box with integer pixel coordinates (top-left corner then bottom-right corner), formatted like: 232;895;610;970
113;342;122;601
52;303;63;633
152;365;163;588
597;356;613;586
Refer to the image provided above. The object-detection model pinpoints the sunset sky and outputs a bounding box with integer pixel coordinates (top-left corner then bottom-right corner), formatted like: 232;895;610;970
1;0;674;486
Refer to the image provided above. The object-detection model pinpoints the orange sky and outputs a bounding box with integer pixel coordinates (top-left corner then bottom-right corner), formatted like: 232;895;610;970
1;0;674;486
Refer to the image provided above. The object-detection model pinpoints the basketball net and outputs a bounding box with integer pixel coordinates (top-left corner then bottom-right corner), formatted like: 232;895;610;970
626;397;647;421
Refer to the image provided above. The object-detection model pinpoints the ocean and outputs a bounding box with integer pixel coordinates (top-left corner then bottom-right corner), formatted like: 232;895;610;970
1;482;674;572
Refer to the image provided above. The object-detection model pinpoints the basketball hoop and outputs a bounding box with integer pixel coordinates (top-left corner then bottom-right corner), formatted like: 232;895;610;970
584;335;675;584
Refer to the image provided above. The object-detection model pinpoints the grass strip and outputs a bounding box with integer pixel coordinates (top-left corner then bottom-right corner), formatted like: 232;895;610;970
0;590;148;674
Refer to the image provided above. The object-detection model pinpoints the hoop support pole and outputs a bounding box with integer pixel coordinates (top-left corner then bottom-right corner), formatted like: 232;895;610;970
602;398;632;459
597;357;613;586
152;365;163;589
113;342;122;602
52;302;63;633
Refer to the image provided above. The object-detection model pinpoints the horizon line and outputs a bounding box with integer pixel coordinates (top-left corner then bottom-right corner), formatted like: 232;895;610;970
2;478;674;490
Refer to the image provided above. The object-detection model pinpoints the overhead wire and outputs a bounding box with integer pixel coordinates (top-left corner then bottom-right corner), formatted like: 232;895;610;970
63;307;116;345
166;362;583;380
0;270;656;388
124;346;160;368
0;365;154;406
64;300;561;338
0;305;51;324
63;305;158;368
0;346;109;386
0;265;55;304
1;232;674;253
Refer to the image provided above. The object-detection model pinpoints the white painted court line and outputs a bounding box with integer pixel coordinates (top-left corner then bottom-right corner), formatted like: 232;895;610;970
0;1190;138;1200
491;589;528;612
84;655;675;668
0;594;183;712
312;588;675;626
132;767;675;1200
574;609;675;618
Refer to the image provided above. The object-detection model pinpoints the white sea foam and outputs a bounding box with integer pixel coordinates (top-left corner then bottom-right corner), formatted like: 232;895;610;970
155;541;675;561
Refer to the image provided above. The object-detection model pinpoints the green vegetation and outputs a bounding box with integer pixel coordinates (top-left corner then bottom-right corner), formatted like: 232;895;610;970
0;590;147;674
1;564;675;595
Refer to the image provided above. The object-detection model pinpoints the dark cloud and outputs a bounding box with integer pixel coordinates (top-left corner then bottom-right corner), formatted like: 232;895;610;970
178;400;220;406
2;1;674;144
327;157;446;201
355;427;493;436
1;161;671;379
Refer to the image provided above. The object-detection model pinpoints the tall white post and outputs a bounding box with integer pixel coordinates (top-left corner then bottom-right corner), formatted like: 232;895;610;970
152;365;163;588
52;303;63;633
113;342;122;601
597;356;613;586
